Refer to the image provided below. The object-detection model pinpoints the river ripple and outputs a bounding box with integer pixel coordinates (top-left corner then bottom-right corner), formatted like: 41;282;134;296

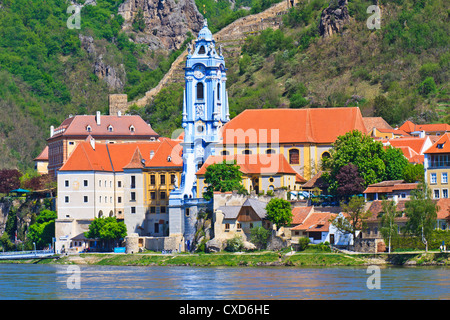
0;264;448;300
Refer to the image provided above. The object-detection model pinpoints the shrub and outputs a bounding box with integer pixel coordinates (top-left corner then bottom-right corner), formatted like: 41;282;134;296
418;77;437;97
250;226;271;249
225;235;244;252
297;237;310;251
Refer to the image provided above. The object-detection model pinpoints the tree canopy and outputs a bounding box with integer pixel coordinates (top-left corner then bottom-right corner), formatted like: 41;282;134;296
404;182;438;252
322;130;410;196
85;216;127;250
265;197;292;230
203;160;247;201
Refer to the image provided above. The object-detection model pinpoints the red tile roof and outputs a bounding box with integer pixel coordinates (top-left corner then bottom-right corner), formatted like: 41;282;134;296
196;154;299;176
363;117;393;131
399;121;450;134
424;133;450;154
363;180;418;194
49;114;158;140
34;146;49;161
436;198;450;220
291;211;337;232
221;107;367;144
291;206;313;225
59;139;181;172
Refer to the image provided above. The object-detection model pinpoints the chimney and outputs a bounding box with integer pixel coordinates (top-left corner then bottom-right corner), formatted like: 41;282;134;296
90;137;95;150
117;110;122;117
96;111;101;125
150;151;155;159
50;125;54;138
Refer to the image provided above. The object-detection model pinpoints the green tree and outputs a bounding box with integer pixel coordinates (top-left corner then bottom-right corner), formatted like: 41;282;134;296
404;182;438;252
418;77;437;97
379;200;400;253
322;130;386;195
27;209;57;249
203;160;247;201
265;198;292;230
332;196;371;242
85;217;127;251
382;146;409;181
250;226;271;249
402;163;424;183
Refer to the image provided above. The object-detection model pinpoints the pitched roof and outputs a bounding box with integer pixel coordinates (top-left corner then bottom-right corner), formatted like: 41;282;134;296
221;107;367;144
291;206;314;225
399;121;450;134
363;117;393;131
242;198;267;219
49;114;158;140
291;211;336;232
435;198;450;220
196;154;298;176
34;146;48;161
424;133;450;154
365;200;409;221
59;139;182;172
385;137;429;154
217;206;241;219
363;180;418;194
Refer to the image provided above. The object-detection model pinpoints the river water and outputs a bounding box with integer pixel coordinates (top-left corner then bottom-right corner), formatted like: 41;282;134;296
0;264;448;300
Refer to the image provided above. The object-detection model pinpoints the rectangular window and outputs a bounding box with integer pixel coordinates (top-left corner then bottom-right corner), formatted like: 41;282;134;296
131;192;136;201
65;196;69;203
131;176;136;189
237;223;242;230
131;207;136;214
160;191;166;200
150;207;156;214
160;206;166;214
65;180;69;187
443;189;448;199
118;181;122;188
84;180;88;187
160;174;166;185
150;175;156;185
442;173;448;184
83;196;88;203
431;173;437;184
150;192;156;200
118;196;122;203
154;223;159;233
99;180;102;187
225;223;230;231
171;174;176;185
434;189;440;199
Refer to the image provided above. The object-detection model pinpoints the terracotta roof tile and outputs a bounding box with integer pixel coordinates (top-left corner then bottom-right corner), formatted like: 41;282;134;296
34;146;48;161
49;114;158;140
291;206;313;224
424;133;450;154
59;139;182;172
291;212;336;231
221;107;367;144
196;154;298;176
363;117;393;131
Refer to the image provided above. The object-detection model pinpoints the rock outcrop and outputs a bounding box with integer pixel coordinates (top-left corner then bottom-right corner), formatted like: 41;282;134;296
79;34;125;91
319;0;350;38
118;0;204;51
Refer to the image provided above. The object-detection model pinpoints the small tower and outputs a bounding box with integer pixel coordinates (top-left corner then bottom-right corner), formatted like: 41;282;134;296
168;19;229;248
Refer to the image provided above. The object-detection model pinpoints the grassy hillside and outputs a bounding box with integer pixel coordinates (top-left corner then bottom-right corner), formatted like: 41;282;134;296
135;0;449;138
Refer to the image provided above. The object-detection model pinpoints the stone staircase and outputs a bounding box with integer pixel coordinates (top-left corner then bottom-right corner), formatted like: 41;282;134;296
127;1;290;108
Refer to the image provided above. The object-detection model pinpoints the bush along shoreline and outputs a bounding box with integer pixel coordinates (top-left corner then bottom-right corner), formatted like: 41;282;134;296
3;250;448;267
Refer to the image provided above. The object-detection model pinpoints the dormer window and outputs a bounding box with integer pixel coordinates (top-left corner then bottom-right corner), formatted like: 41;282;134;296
437;143;444;149
107;125;113;132
129;125;135;133
86;125;92;132
198;45;206;54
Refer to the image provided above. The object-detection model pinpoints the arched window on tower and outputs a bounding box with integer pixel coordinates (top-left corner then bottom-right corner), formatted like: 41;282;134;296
198;46;206;54
197;82;204;100
217;83;220;100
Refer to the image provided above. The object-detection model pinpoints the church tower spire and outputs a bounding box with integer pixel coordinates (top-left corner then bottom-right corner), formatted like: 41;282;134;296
168;20;229;244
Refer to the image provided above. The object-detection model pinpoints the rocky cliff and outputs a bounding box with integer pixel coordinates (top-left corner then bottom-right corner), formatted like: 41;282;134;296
118;0;204;51
318;0;350;38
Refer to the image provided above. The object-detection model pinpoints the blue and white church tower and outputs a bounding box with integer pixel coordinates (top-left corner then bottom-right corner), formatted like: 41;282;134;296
168;19;229;249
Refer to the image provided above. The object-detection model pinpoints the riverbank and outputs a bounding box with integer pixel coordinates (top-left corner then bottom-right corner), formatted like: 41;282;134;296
2;251;449;267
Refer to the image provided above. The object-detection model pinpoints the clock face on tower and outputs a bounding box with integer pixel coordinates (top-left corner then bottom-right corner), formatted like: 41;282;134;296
193;65;205;79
